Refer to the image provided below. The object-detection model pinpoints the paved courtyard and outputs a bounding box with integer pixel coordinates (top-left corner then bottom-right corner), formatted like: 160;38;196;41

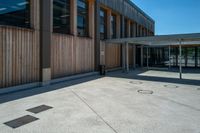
0;69;200;133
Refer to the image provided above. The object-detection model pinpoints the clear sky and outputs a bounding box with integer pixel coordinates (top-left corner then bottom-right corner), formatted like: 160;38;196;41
132;0;200;35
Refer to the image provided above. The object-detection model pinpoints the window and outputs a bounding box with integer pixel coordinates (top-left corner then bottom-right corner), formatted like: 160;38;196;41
53;0;70;34
124;18;128;38
130;22;134;37
111;14;116;38
100;8;106;40
77;0;88;37
0;0;30;28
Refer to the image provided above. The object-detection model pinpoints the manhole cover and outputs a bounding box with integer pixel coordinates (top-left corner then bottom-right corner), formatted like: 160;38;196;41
4;115;39;129
129;81;143;85
164;84;179;88
137;90;153;94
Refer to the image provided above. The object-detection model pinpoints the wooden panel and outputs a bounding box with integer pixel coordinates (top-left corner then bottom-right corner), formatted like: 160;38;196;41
51;34;95;79
129;46;133;65
105;44;121;69
0;0;40;88
0;27;40;88
99;0;154;32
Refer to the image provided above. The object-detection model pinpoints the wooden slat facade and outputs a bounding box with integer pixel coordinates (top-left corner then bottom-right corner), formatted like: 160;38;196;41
105;44;122;69
0;0;40;88
51;34;95;79
0;27;40;88
0;0;154;89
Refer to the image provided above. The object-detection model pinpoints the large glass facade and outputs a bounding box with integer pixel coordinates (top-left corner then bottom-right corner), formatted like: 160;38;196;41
0;0;30;28
77;0;88;37
111;14;116;38
53;0;70;34
100;8;106;40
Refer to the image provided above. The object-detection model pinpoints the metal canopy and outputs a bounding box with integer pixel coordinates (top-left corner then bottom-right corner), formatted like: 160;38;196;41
105;33;200;46
105;33;200;79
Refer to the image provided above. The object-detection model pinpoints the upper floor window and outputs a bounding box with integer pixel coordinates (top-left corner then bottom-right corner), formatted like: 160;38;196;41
100;8;106;40
53;0;70;34
130;22;134;37
0;0;30;28
77;0;88;37
111;14;116;39
124;18;128;38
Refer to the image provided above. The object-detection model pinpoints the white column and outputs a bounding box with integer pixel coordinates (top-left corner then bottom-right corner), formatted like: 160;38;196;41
122;44;126;72
179;41;182;79
147;47;149;69
126;42;129;72
169;45;171;69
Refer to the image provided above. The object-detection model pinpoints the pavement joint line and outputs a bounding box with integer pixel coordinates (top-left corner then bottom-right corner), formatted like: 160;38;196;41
155;95;200;112
71;90;118;133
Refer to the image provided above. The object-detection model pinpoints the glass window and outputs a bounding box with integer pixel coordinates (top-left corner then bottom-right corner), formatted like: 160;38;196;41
100;8;106;40
124;19;128;38
77;0;88;37
0;0;30;28
53;0;70;34
130;22;134;37
111;14;116;39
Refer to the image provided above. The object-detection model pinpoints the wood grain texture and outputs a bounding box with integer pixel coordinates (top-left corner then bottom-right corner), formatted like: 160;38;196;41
0;0;40;88
105;44;121;69
51;34;95;79
0;27;40;88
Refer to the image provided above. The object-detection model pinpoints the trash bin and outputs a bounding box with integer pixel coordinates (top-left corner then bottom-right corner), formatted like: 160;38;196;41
99;65;106;75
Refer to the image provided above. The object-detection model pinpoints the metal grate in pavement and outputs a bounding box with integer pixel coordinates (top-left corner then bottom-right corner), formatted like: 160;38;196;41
4;115;39;129
26;105;53;114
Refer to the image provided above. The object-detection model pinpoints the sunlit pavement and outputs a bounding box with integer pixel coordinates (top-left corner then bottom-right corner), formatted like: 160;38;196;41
0;69;200;133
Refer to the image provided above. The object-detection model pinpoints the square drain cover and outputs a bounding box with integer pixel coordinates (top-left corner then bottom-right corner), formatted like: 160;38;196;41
4;115;39;129
27;105;53;114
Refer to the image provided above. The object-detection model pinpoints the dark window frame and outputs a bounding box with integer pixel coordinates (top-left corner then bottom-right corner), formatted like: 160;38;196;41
77;0;89;37
0;0;31;28
111;13;116;39
53;0;71;34
100;8;107;40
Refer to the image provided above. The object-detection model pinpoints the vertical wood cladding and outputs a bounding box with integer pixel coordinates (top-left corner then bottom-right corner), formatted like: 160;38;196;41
105;44;122;69
0;0;40;88
99;0;154;32
51;35;95;79
0;27;40;88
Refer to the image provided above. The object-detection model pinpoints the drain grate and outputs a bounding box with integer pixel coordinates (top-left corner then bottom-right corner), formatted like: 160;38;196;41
137;90;153;94
4;115;39;129
164;84;179;88
26;105;53;114
129;81;143;85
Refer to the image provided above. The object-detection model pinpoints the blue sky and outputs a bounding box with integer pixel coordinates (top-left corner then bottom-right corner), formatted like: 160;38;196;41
132;0;200;35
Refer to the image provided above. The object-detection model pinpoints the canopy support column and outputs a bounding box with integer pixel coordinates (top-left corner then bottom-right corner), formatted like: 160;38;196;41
147;46;149;69
126;42;129;72
179;40;182;79
169;45;171;69
122;44;126;72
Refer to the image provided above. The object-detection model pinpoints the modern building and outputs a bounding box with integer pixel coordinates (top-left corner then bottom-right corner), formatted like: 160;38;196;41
0;0;154;89
0;0;199;91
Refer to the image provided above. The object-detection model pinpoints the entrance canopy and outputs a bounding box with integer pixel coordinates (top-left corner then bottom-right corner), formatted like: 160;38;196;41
105;33;200;79
105;33;200;46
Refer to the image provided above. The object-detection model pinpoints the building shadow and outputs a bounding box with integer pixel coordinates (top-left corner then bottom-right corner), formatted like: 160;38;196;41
0;75;102;104
107;68;200;86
